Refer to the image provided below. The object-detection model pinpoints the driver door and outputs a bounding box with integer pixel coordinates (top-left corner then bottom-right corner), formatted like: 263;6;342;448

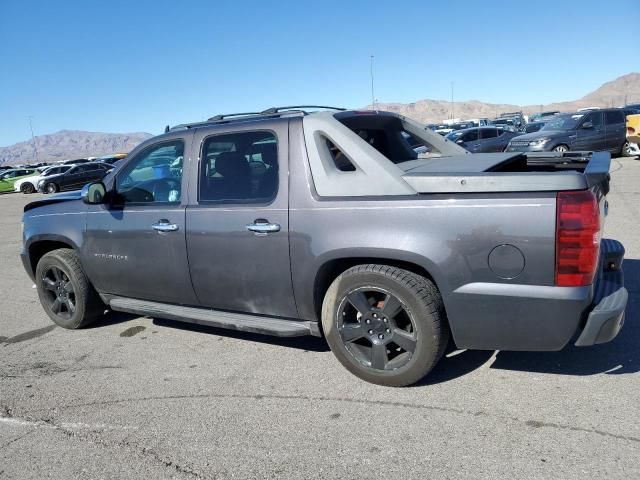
83;135;198;305
574;111;606;151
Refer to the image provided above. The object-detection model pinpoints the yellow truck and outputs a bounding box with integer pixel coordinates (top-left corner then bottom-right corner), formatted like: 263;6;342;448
627;113;640;156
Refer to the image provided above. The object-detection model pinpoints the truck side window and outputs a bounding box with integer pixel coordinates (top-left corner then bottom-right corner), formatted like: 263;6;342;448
325;138;356;172
604;110;624;125
199;131;278;202
115;140;184;204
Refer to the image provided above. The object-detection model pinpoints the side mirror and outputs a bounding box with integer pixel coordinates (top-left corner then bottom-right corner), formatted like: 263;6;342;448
81;182;106;204
456;139;465;145
581;121;593;129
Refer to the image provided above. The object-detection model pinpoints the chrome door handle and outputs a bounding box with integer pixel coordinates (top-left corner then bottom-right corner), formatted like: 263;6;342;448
247;219;280;234
152;220;179;232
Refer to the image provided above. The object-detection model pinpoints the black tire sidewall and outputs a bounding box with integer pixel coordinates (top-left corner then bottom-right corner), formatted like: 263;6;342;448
622;141;631;157
322;268;442;386
21;183;34;194
35;251;89;329
46;183;57;194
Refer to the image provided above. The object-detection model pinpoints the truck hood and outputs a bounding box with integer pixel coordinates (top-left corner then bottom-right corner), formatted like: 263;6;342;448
24;191;82;212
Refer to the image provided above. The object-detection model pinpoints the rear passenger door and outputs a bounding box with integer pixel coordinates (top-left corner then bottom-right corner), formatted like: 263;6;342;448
477;128;500;152
604;110;626;152
185;121;297;318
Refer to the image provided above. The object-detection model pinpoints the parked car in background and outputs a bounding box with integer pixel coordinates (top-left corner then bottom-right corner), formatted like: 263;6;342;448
496;111;525;129
529;111;560;122
95;153;127;165
506;108;637;155
466;118;491;127
14;165;73;194
434;125;454;136
38;163;114;193
446;127;521;153
60;158;90;165
0;168;37;193
492;118;518;131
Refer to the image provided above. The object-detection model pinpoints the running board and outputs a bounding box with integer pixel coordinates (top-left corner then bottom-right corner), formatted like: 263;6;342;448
108;297;320;337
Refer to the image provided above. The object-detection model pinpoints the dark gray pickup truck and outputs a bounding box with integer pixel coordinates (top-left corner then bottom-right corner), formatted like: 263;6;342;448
21;107;628;386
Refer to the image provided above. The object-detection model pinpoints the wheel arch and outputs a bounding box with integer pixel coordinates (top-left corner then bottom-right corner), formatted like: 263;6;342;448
312;253;444;325
27;235;80;278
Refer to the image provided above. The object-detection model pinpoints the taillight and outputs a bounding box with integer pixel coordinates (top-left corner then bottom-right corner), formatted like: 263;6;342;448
555;190;601;287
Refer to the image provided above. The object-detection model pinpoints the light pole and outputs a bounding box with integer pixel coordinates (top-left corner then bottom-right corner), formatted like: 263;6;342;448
370;55;376;110
29;116;40;165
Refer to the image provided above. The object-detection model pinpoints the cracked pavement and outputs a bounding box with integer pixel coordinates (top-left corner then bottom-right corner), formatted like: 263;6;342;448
1;157;640;479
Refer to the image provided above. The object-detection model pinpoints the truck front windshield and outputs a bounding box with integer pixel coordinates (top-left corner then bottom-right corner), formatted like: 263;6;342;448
541;114;583;131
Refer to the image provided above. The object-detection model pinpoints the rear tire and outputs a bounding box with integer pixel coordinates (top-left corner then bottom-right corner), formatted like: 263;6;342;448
621;141;632;157
45;183;59;194
321;264;449;387
35;248;104;329
20;182;35;194
553;144;569;152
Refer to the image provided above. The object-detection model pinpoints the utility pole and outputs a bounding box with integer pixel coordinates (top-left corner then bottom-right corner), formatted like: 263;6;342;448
29;116;40;165
450;81;454;120
370;55;376;110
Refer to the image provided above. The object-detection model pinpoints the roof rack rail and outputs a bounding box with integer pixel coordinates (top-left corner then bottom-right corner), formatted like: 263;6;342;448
168;105;346;132
207;112;261;121
260;105;346;114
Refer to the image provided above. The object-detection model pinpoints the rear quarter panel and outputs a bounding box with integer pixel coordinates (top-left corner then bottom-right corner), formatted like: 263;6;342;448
288;119;564;349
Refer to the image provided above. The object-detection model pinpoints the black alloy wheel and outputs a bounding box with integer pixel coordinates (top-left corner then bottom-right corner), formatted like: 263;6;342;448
41;265;76;319
337;287;417;371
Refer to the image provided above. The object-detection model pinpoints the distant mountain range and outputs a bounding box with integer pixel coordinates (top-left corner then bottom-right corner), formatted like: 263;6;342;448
0;130;152;165
366;72;640;124
2;72;638;165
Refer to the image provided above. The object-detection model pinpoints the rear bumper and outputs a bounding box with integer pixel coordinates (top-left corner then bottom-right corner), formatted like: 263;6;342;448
446;238;627;351
575;238;627;346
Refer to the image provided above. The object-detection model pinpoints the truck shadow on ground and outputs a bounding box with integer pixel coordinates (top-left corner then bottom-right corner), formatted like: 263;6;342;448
422;258;640;385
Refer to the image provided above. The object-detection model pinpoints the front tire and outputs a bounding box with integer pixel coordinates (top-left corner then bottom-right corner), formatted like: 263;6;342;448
20;182;35;194
321;265;449;387
45;183;59;194
35;249;104;329
553;144;569;153
621;141;633;157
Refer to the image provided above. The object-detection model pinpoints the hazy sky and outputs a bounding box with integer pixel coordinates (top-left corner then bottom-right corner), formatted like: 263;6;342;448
1;0;638;146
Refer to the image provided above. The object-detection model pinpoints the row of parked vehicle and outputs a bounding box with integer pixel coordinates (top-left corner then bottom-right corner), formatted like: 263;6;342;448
434;106;640;156
0;154;126;194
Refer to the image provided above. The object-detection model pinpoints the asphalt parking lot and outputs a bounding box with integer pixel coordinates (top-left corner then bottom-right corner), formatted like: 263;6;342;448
1;158;639;479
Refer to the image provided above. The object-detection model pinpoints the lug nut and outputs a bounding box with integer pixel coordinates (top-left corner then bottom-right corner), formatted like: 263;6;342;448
378;334;384;340
373;313;378;318
385;328;391;334
368;330;374;335
383;318;388;323
365;319;371;324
